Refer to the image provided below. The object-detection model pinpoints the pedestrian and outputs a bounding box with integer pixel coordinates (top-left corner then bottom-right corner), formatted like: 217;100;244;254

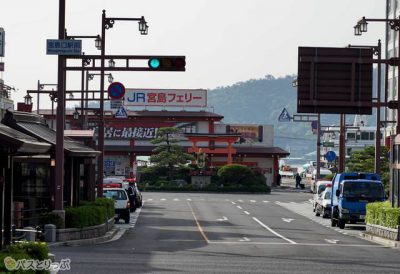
276;172;282;186
127;182;137;212
295;173;302;189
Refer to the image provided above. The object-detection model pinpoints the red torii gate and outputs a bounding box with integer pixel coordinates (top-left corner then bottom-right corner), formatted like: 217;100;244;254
185;133;241;165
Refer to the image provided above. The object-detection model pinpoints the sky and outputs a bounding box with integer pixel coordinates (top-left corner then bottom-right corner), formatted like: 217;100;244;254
0;0;386;109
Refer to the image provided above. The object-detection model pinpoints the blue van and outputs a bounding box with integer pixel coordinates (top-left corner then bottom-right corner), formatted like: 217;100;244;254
330;172;382;228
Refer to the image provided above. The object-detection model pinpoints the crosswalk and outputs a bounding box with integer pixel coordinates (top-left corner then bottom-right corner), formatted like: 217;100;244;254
143;197;313;205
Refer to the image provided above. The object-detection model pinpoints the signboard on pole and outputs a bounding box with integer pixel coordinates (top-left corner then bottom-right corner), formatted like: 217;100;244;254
0;28;4;57
110;99;123;109
297;47;373;114
114;106;128;119
0;62;4;72
124;89;207;107
108;82;125;99
278;108;292;122
325;151;336;162
46;39;82;55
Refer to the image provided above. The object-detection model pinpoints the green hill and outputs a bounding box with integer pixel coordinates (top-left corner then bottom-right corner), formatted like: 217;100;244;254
208;74;380;157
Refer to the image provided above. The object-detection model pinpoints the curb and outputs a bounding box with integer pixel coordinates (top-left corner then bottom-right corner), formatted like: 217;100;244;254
360;232;400;248
48;227;123;247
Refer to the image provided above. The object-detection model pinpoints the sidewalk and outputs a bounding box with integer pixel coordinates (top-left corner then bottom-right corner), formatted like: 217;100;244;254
48;226;126;247
273;177;312;193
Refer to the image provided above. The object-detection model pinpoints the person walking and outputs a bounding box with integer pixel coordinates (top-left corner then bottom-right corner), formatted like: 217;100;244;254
295;173;302;189
276;172;282;186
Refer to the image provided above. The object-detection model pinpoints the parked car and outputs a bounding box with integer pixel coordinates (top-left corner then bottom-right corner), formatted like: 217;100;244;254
315;187;332;218
312;180;332;212
103;186;130;224
330;172;381;228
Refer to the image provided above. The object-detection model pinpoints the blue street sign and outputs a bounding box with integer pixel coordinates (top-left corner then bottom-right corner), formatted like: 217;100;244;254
46;39;82;55
325;151;336;162
108;82;125;99
278;108;292;122
115;106;128;119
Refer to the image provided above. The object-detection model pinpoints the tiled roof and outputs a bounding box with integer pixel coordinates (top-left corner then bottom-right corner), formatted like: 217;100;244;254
0;124;50;154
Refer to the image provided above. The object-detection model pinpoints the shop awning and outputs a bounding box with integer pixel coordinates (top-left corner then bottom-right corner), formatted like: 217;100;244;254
17;122;99;157
0;124;50;154
2;111;99;157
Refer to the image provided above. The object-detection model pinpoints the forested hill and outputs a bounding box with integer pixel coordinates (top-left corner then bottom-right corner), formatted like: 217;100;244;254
207;74;377;157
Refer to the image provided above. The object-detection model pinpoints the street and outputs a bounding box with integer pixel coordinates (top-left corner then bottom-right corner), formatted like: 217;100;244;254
51;191;400;273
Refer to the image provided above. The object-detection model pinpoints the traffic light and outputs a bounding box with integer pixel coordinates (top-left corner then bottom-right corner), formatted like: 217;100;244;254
148;56;186;71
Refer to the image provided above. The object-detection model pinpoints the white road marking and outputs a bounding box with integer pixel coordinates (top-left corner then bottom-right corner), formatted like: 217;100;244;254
238;200;244;203
208;241;383;248
244;211;250;215
325;239;339;244
217;216;228;221
237;206;243;210
290;202;296;204
160;198;166;201
186;198;192;201
239;237;251;242
250;200;256;203
263;201;269;203
282;218;295;223
147;198;153;201
252;217;296;244
173;198;180;201
231;201;236;205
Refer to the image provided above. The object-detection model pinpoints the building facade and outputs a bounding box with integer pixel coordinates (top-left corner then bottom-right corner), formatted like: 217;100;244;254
39;109;289;186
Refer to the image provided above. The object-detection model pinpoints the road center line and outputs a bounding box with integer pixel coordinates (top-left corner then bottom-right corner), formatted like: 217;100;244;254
231;201;236;205
187;202;209;244
237;206;243;210
252;217;296;244
244;211;250;215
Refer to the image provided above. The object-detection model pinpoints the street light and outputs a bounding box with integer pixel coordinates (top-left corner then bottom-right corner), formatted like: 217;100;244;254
354;16;400;136
354;25;362;36
95;35;102;50
108;59;115;68
73;109;80;120
24;94;32;105
97;10;149;197
108;74;114;83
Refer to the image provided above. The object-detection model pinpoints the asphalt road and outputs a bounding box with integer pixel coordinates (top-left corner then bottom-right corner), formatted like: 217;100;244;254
51;191;400;273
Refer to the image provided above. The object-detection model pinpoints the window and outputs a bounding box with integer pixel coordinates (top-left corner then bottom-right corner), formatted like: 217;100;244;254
347;133;356;140
361;132;370;140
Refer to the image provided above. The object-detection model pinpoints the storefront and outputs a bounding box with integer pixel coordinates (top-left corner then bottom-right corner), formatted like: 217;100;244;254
0;122;50;247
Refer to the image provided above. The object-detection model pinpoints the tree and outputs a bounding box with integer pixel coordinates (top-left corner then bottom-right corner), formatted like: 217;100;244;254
346;146;389;193
150;127;194;179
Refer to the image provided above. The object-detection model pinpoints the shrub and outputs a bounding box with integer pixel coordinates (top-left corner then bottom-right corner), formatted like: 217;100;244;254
40;212;65;229
0;241;50;274
366;201;400;229
217;164;256;186
65;198;113;228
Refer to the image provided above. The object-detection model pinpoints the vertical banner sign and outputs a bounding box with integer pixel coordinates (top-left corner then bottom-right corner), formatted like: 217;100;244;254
0;28;5;57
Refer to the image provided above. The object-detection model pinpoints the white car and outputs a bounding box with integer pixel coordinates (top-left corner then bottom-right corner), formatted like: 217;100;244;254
103;187;130;224
315;187;332;218
312;180;332;212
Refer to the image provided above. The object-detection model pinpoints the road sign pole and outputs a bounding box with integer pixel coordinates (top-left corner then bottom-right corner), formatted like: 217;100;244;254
317;114;321;180
339;114;346;172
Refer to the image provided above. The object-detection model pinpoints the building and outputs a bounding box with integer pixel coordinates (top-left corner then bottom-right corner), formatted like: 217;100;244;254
38;108;289;186
320;116;383;167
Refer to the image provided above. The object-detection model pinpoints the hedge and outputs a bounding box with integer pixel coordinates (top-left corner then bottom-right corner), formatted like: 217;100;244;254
366;201;400;229
0;241;50;274
65;198;114;228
